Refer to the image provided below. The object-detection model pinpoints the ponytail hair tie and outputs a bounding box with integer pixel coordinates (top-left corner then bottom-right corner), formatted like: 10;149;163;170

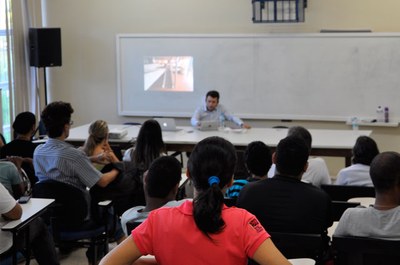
208;176;220;187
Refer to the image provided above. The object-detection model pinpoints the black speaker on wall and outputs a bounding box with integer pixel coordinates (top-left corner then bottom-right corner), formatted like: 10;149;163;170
29;28;62;67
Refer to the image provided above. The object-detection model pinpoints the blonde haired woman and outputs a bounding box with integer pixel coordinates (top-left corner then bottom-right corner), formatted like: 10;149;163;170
81;120;119;169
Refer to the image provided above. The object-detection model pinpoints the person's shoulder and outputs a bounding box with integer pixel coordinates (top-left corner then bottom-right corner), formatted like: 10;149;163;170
153;199;192;215
308;157;328;167
241;178;268;191
217;104;227;110
299;179;331;198
222;204;257;221
340;206;370;221
237;179;270;203
0;161;17;171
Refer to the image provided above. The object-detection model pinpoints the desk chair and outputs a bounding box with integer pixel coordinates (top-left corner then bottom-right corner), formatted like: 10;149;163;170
32;180;115;264
321;184;375;201
332;236;400;265
249;232;325;265
223;197;237;207
0;132;6;144
125;220;143;236
331;201;361;222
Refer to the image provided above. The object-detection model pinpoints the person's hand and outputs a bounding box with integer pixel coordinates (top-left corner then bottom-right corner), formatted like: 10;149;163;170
7;156;24;170
241;123;251;129
96;152;111;164
102;141;113;153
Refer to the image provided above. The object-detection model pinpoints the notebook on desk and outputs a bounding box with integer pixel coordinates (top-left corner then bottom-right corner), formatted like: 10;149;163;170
154;118;182;132
198;120;219;131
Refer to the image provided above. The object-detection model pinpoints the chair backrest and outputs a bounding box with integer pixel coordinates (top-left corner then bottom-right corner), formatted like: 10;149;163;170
331;201;360;222
223;197;237;207
321;184;375;201
32;180;88;228
126;220;143;235
0;133;6;145
332;236;400;265
268;232;324;261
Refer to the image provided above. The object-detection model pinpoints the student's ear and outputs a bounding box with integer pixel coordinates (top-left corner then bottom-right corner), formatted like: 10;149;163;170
143;170;149;185
228;177;234;188
172;183;180;196
186;168;191;179
272;152;277;164
303;162;309;173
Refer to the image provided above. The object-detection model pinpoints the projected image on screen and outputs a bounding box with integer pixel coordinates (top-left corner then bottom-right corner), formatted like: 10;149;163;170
144;56;193;92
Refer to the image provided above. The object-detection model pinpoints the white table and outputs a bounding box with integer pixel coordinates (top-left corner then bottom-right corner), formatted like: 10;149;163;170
2;198;55;265
66;124;372;166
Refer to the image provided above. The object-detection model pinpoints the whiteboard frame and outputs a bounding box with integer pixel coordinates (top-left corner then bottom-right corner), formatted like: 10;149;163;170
116;33;400;122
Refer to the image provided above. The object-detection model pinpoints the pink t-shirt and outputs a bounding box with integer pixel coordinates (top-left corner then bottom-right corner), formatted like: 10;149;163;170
132;200;270;264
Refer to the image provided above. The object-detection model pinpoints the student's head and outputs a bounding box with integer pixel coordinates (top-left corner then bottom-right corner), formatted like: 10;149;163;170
205;90;220;111
82;120;109;156
352;136;380;165
41;101;74;138
132;119;165;171
244;141;272;177
287;126;312;153
370;152;400;193
145;156;182;199
274;136;309;178
13;111;36;135
187;136;237;237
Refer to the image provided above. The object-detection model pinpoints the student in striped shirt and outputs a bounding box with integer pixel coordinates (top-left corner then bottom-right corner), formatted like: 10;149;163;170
33;101;125;262
225;141;272;199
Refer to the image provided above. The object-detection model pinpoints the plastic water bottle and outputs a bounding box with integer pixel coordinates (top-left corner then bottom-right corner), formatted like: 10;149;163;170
351;117;359;131
376;106;384;122
219;114;225;128
384;107;389;123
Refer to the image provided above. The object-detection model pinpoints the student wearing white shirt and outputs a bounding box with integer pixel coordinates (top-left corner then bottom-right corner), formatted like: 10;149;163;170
0;183;59;264
268;126;331;188
335;152;400;239
336;136;379;186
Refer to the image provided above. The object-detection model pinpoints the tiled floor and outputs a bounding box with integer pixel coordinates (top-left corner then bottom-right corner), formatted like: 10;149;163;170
21;243;117;265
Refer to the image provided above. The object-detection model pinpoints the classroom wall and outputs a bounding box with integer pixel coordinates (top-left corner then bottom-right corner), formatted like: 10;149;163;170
39;0;400;175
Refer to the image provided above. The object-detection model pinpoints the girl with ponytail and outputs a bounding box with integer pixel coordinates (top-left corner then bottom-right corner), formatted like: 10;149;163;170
100;136;290;265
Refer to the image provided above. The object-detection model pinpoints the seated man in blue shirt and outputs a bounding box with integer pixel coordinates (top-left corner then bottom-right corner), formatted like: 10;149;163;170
191;90;251;129
34;101;119;193
33;101;125;261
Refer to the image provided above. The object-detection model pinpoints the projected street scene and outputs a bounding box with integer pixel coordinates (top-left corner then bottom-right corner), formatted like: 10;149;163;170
144;56;193;92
